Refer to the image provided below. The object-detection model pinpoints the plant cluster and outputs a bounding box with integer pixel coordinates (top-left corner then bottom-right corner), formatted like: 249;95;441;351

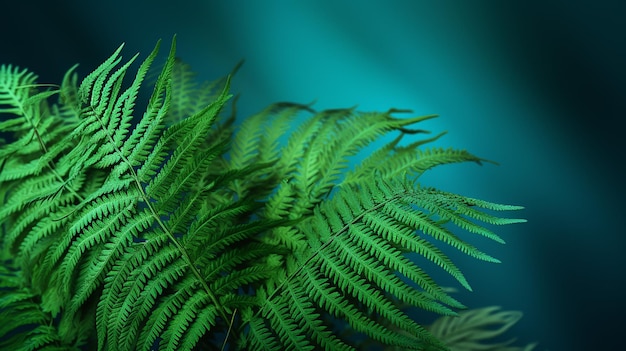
0;38;534;350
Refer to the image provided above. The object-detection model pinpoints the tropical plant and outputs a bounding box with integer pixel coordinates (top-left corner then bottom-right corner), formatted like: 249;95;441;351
0;37;534;350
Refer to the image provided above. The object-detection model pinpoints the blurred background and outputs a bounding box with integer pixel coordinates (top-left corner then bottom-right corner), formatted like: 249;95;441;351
2;1;625;350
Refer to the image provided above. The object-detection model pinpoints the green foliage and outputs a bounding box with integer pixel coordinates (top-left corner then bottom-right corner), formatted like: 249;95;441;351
0;38;534;350
428;306;538;351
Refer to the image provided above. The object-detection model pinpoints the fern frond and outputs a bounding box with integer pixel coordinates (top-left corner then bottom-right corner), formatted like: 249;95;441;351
312;111;438;199
56;38;286;350
113;245;187;351
244;308;281;350
254;175;523;349
164;58;238;128
0;64;74;178
136;287;193;350
0;65;56;130
230;102;309;169
0;265;84;351
428;306;538;351
228;102;309;199
334;227;462;314
165;58;200;125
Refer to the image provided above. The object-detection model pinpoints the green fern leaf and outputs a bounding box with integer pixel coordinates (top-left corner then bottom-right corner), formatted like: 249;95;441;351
251;174;523;349
428;306;538;351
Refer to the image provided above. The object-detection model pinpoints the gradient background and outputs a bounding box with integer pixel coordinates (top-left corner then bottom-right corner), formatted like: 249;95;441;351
2;1;625;350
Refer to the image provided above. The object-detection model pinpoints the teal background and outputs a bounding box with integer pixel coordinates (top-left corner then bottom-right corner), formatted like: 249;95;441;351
2;1;625;350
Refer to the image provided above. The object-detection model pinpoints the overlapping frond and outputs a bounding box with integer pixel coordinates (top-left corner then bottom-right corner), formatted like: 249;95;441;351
245;175;525;350
164;58;238;128
0;259;89;351
0;39;282;350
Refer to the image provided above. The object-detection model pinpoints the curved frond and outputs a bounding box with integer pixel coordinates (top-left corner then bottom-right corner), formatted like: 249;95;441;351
251;176;524;349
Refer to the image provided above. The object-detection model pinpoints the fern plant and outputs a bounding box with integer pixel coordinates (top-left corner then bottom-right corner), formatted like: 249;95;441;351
0;37;534;351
